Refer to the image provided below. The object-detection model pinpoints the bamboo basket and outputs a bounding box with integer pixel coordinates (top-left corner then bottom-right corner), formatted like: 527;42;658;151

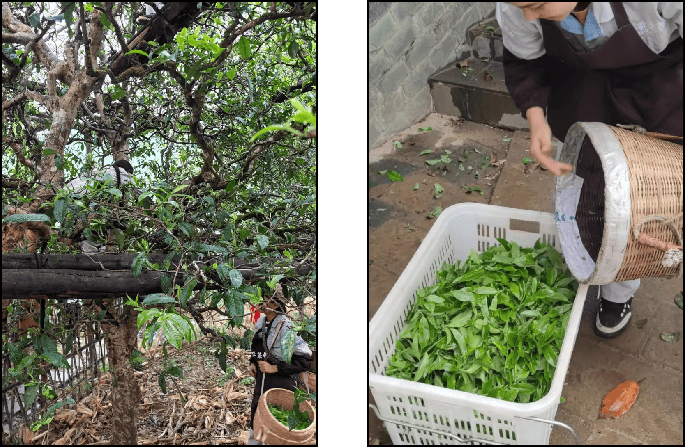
555;122;683;285
253;388;316;445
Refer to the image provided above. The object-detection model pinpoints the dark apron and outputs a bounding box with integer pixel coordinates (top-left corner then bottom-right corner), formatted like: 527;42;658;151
540;2;683;142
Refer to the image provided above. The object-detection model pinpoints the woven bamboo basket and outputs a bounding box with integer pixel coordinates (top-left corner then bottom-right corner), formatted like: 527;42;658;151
555;122;683;285
254;388;316;445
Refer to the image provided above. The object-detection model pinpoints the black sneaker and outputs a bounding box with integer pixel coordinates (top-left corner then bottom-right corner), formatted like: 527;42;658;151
594;296;633;338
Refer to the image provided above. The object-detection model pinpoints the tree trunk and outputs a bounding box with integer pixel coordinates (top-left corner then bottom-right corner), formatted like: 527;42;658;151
100;302;140;445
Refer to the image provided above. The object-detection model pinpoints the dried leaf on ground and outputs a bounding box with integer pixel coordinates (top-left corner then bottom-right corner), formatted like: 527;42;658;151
598;380;640;419
660;332;679;342
524;161;541;174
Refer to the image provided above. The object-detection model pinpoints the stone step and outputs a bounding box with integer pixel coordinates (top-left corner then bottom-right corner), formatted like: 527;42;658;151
468;17;504;62
429;60;526;129
429;16;531;131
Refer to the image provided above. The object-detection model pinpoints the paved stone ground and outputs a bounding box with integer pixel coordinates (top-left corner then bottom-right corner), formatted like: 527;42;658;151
368;113;683;445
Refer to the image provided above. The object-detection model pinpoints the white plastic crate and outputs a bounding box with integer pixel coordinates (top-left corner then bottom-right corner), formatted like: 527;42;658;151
369;203;588;445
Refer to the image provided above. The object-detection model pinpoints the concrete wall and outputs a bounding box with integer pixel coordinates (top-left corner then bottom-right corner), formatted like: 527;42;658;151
369;2;496;151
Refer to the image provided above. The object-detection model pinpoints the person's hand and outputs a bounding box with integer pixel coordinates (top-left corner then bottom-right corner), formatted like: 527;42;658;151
527;108;573;176
249;363;256;377
258;360;278;374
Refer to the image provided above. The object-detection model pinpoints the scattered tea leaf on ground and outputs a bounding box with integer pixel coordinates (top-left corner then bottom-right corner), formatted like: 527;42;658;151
413;183;420;190
440;155;452;163
444;150;452;155
378;170;387;175
428;206;442;219
522;157;533;165
419;149;433;156
419;127;433;132
387;170;403;182
426;159;442;165
434;183;444;199
503;136;512;142
462;185;484;195
394;140;402;148
675;291;683;309
660;332;679;342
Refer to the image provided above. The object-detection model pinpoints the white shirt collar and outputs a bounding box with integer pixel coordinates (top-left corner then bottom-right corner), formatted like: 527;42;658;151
590;3;615;25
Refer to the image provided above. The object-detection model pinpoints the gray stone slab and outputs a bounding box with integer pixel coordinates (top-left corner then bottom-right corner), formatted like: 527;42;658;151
380;60;409;94
390;2;421;25
370;11;397;52
369;49;392;88
407;31;437;71
404;58;437;99
369;2;393;28
416;2;444;29
429;32;458;70
369;115;383;151
385;21;417;61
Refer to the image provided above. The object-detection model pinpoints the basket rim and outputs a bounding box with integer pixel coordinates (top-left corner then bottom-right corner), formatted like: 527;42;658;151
555;122;632;285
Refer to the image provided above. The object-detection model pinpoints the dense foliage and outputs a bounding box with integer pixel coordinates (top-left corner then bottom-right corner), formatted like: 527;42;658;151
2;3;316;430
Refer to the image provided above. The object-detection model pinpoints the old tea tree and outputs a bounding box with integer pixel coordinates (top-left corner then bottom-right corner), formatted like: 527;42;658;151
386;239;578;403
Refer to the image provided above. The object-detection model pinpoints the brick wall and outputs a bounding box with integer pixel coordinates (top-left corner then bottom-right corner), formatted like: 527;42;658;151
369;2;496;151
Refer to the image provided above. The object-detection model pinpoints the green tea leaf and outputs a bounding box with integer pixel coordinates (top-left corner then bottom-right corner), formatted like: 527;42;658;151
413;183;420;190
419;149;433;156
387;170;403;182
426;159;442;165
448;310;472;328
434;183;444;199
428;206;442;219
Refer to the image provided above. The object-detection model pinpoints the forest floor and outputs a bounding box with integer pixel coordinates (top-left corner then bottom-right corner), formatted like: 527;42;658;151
10;298;316;445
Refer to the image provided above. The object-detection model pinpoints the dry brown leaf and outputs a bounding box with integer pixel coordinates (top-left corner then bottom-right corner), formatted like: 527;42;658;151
238;430;250;445
23;425;34;445
599;380;640;418
226;391;249;402
524;161;540;174
54;409;76;422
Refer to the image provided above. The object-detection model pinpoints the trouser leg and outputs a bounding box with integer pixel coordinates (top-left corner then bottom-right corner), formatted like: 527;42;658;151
602;279;640;303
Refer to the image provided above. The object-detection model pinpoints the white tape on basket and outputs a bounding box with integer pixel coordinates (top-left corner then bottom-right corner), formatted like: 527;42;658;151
555;173;596;281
